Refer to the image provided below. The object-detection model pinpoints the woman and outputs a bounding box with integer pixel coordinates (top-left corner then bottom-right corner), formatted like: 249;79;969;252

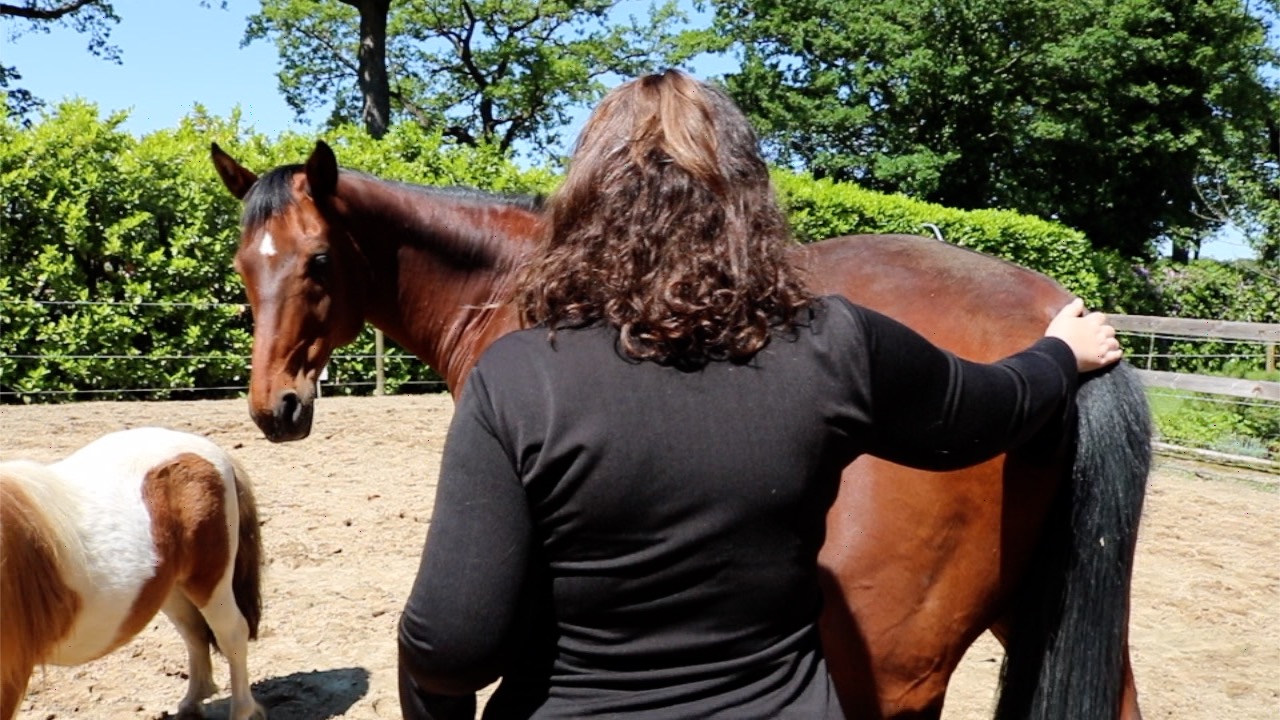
397;70;1121;719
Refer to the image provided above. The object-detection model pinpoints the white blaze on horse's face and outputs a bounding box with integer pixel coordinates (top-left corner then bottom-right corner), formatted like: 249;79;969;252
258;230;278;258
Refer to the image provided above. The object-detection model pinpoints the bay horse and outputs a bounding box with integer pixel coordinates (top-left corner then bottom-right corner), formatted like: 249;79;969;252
0;427;265;720
211;141;1151;720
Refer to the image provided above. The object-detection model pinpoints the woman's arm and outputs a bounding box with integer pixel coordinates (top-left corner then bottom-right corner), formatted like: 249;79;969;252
398;371;533;715
846;301;1084;470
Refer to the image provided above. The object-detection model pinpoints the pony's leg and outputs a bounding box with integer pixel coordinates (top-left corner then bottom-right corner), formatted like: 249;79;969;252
1;666;34;720
162;593;219;718
197;579;265;720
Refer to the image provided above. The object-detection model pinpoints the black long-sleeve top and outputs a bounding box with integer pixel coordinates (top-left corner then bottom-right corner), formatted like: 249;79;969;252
398;295;1078;719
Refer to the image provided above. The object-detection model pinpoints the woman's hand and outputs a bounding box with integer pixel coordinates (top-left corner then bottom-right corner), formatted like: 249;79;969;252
1045;298;1123;373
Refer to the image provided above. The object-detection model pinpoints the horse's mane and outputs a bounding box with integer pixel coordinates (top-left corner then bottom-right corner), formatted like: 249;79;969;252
240;164;303;230
239;165;544;231
344;169;545;212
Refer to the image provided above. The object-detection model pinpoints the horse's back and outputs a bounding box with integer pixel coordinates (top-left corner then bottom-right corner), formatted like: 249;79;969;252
800;234;1072;361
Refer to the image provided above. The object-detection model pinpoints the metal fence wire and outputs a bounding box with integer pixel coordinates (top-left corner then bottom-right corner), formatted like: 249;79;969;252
2;299;1276;465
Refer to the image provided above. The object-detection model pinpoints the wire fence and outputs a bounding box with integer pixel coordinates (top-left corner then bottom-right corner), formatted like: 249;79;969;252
0;299;448;401
3;299;1277;463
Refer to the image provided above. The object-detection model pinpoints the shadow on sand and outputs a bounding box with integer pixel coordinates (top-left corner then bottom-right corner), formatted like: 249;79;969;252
175;666;372;720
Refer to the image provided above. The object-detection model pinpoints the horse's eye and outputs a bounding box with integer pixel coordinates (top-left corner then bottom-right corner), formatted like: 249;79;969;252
308;253;331;280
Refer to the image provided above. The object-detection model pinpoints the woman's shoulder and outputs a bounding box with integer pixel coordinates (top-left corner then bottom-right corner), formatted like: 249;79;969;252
472;323;619;387
803;294;869;335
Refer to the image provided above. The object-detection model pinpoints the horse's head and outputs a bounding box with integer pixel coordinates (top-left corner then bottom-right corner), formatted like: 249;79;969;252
211;141;367;442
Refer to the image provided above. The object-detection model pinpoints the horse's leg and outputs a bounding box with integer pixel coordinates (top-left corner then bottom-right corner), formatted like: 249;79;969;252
819;462;1007;719
1119;644;1143;720
816;579;950;720
163;592;220;718
196;577;265;720
989;621;1143;720
819;453;1067;720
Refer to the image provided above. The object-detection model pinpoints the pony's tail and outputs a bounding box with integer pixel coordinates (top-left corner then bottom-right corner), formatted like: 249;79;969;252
994;361;1151;720
207;459;264;651
231;459;264;641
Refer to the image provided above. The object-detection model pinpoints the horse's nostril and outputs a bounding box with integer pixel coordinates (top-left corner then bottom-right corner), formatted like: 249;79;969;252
280;391;301;424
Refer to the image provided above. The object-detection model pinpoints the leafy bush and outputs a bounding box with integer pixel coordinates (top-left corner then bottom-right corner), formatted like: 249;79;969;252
1150;390;1280;460
1;102;254;399
1137;260;1279;375
10;102;1247;406
0;103;552;402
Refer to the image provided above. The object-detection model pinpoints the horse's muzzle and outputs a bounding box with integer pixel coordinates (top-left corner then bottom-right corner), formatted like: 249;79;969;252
251;389;314;442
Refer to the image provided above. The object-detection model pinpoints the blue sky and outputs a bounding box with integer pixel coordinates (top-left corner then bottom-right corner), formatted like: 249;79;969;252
5;1;301;137
3;0;727;149
3;0;1258;259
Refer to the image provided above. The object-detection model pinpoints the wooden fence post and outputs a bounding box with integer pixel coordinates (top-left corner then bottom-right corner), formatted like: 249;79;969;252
375;329;386;396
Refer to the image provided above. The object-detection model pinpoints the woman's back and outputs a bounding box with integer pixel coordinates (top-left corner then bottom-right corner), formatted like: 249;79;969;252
443;304;868;719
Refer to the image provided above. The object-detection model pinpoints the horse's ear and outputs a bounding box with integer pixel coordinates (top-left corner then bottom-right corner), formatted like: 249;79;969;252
305;140;339;200
210;142;258;200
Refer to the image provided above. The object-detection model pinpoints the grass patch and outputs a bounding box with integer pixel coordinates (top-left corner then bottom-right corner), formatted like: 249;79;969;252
1148;391;1279;461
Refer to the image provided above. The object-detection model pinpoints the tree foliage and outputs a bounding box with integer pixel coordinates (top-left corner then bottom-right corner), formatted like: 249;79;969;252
710;0;1280;261
245;0;710;153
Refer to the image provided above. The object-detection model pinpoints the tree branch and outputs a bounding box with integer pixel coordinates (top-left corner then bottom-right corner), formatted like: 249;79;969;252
0;0;102;21
294;22;360;75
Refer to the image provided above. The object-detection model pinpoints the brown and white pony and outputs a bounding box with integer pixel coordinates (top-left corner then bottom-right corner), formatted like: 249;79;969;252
0;427;265;720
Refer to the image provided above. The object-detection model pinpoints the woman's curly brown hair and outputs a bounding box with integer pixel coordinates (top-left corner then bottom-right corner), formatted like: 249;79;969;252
515;69;812;366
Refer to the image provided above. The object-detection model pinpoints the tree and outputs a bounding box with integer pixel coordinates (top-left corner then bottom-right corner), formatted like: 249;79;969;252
709;0;1280;260
1194;99;1280;265
244;0;710;152
1;1;120;119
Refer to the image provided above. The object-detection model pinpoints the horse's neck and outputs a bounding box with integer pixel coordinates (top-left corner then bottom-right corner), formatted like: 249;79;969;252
339;178;535;391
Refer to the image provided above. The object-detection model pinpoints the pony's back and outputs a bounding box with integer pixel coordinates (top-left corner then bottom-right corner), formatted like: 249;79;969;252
54;427;238;493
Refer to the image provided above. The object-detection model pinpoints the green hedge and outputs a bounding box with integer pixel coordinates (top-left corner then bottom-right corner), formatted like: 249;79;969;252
4;102;1121;402
0;102;555;401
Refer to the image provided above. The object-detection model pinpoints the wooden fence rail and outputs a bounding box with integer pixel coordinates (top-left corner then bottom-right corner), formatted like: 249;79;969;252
1110;314;1280;343
1112;314;1280;402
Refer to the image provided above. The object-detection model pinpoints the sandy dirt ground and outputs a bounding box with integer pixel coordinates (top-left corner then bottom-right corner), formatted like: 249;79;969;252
2;395;1277;720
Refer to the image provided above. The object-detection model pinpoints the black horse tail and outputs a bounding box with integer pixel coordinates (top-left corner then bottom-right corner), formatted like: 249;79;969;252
994;361;1152;720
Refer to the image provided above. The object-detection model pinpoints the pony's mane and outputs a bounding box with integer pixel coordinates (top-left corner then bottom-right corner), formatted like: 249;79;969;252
0;461;89;569
239;165;544;230
0;462;86;674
